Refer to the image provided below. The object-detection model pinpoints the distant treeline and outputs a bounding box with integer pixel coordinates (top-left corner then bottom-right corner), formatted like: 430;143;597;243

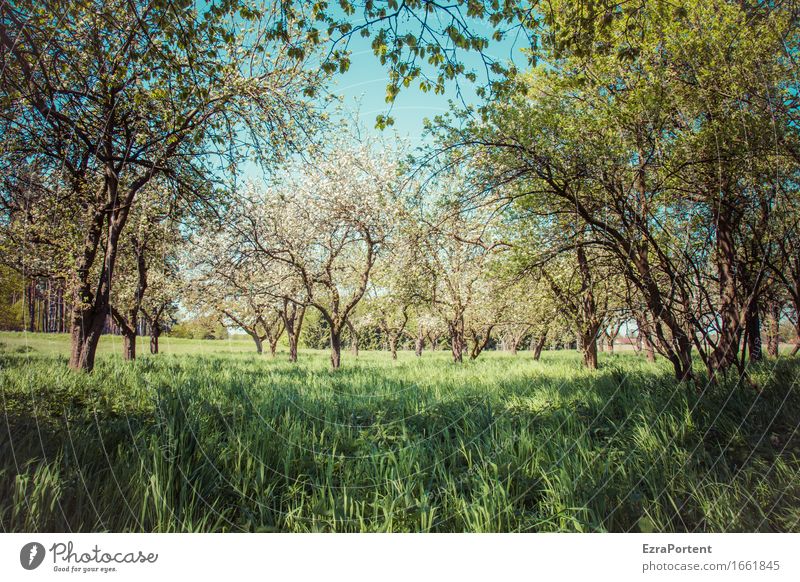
1;269;155;337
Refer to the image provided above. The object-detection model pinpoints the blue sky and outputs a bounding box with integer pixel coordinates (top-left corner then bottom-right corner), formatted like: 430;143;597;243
234;14;531;184
327;23;529;148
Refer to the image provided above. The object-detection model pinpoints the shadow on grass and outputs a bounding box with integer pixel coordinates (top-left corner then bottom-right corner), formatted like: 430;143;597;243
1;351;799;532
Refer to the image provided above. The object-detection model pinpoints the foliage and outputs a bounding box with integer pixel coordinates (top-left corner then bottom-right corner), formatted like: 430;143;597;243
425;0;800;379
0;265;24;330
169;316;229;341
0;0;329;370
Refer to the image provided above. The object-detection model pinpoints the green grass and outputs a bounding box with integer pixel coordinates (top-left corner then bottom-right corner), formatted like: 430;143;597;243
1;332;799;532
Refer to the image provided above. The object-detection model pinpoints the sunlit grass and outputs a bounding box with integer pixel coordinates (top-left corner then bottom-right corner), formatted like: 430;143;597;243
1;333;798;532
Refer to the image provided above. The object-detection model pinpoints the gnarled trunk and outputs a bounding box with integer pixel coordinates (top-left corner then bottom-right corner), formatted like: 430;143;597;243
330;328;342;369
122;307;139;361
580;329;599;370
451;338;463;363
251;333;263;355
468;325;494;360
415;326;424;357
707;204;745;378
260;313;285;359
766;301;780;357
68;174;144;372
69;270;109;371
791;315;800;356
69;306;105;371
150;324;160;355
605;326;621;355
449;318;464;364
625;238;692;380
635;315;656;362
532;334;546;361
122;330;136;361
281;302;305;363
109;305;138;362
746;300;763;363
26;280;36;332
643;333;655;362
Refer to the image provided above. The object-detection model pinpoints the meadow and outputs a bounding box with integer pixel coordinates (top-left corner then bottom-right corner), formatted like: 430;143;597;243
1;331;799;533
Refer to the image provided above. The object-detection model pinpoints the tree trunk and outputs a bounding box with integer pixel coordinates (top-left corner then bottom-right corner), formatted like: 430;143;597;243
746;300;763;363
269;338;279;357
415;325;424;357
468;325;494;360
628;243;695;380
451;339;463;363
281;302;305;363
72;267;116;370
532;335;546;361
389;335;398;360
635;315;656;363
330;329;342;369
67;208;109;372
122;330;136;361
708;204;743;378
581;331;598;370
450;322;464;364
671;336;694;382
510;338;519;356
251;333;263;355
69;190;140;372
26;280;36;332
766;301;780;357
116;306;139;361
69;306;105;372
643;333;655;363
150;324;160;355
